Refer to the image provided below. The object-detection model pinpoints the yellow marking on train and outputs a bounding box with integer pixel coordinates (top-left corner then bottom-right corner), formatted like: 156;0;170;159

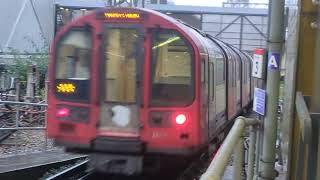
57;83;76;93
104;13;140;19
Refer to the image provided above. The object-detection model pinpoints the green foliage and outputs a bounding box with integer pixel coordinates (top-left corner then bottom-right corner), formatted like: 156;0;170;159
5;38;49;98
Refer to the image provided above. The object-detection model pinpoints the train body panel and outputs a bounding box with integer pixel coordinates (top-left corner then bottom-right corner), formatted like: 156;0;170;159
47;7;253;175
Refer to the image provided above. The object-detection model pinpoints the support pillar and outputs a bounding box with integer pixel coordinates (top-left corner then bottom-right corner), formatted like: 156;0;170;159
258;0;285;179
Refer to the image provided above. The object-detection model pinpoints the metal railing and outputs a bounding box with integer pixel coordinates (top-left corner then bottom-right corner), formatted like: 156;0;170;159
200;117;260;180
0;100;48;154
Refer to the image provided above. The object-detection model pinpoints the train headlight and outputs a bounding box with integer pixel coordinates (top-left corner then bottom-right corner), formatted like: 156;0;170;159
57;108;70;118
56;105;89;123
175;114;187;125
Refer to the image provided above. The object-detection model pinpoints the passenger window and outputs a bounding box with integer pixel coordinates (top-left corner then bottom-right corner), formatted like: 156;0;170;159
244;62;247;84
201;61;205;83
56;30;91;79
209;62;214;101
216;59;224;85
237;61;240;81
150;29;194;107
104;28;140;103
233;60;236;87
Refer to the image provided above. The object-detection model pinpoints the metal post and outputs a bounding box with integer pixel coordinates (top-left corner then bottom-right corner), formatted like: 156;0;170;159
248;126;257;180
239;15;244;50
44;76;49;150
34;65;39;97
0;72;5;90
15;78;20;153
15;78;20;155
258;0;285;179
26;65;34;102
9;77;15;95
254;129;261;179
15;78;20;102
234;135;244;180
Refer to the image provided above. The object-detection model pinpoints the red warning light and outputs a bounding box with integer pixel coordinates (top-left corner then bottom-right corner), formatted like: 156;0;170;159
57;108;70;118
175;114;187;125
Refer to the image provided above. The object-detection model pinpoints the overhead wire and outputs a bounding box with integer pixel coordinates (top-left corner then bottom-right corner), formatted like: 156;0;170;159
28;0;47;43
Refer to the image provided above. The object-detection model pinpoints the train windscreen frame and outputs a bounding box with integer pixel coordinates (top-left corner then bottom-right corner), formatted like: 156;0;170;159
150;29;195;107
54;28;92;102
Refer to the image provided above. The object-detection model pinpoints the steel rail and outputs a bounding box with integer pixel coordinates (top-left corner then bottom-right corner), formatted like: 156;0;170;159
46;160;89;180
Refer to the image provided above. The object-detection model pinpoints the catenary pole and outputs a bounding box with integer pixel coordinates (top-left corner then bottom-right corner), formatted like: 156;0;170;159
258;0;285;179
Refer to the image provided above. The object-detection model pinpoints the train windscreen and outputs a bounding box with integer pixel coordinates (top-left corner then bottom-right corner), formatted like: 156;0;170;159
54;29;92;101
150;29;194;107
103;28;139;103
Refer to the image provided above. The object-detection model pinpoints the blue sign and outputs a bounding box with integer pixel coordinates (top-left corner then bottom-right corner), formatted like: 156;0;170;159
253;88;266;115
268;52;280;70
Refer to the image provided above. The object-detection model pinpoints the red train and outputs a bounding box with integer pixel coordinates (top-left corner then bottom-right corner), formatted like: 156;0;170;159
47;7;253;175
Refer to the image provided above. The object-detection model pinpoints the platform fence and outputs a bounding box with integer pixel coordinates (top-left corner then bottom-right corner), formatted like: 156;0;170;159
0;100;48;155
200;117;260;180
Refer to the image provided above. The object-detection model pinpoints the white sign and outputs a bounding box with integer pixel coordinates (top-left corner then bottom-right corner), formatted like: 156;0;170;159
252;54;264;78
253;88;266;116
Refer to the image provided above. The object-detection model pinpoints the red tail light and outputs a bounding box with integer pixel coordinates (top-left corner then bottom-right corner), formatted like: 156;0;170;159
175;114;187;125
57;108;70;118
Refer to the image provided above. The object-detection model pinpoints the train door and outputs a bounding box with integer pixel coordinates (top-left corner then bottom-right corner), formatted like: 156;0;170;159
98;26;144;136
227;52;236;120
201;58;209;138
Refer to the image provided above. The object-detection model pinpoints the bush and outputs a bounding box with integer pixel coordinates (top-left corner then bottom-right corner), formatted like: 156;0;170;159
6;45;48;98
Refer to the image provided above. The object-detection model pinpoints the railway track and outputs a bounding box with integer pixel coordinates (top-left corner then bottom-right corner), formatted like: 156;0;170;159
42;157;206;180
0;155;87;180
45;160;90;180
0;109;15;143
0;129;13;142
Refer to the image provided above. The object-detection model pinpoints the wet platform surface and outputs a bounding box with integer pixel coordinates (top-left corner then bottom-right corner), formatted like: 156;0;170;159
0;150;85;173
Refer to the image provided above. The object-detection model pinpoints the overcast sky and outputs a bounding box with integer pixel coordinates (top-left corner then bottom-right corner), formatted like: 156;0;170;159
173;0;269;7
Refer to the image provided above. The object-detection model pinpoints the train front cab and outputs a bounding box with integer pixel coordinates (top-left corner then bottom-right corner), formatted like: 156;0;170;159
47;8;209;171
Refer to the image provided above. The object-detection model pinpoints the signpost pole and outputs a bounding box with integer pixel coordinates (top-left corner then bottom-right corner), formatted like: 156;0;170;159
251;48;266;179
258;0;285;179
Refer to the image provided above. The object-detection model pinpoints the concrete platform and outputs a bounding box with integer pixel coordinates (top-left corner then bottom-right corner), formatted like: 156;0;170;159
0;150;85;173
0;151;86;179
